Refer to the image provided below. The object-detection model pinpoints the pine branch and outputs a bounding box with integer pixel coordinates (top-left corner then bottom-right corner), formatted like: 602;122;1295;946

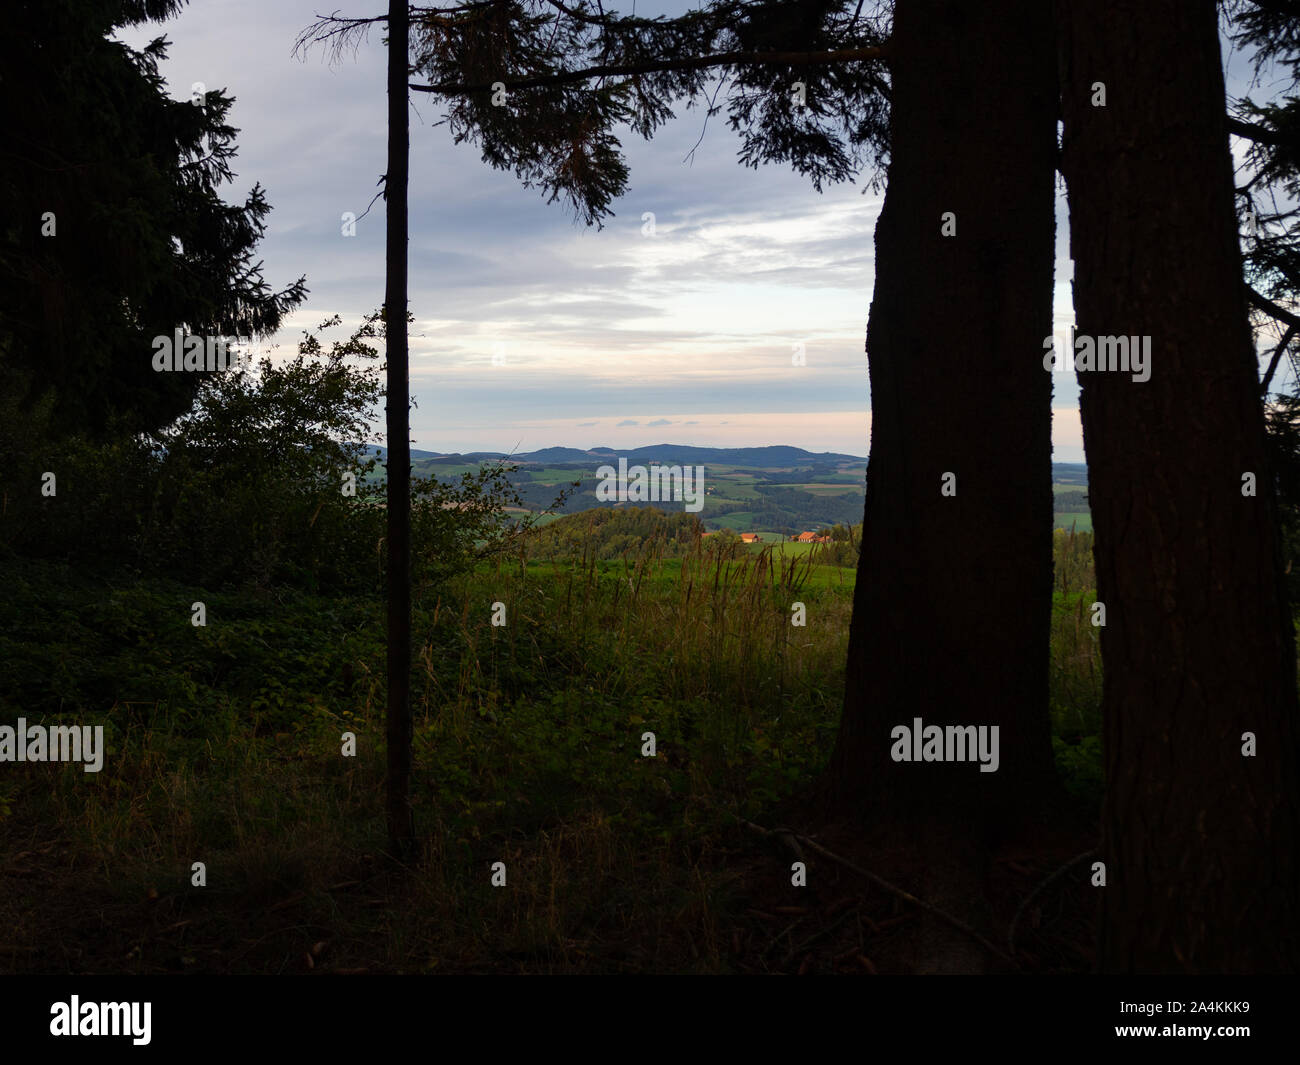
411;43;891;94
1228;115;1285;146
1262;324;1297;394
1249;283;1300;330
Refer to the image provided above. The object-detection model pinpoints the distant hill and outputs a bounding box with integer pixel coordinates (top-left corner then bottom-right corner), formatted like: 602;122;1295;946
365;444;1088;474
1052;462;1089;485
380;443;869;467
355;442;1085;481
509;446;611;463
350;443;1088;534
359;444;445;461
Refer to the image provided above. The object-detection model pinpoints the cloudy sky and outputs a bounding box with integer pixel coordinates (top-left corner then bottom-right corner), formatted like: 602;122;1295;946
114;2;1276;462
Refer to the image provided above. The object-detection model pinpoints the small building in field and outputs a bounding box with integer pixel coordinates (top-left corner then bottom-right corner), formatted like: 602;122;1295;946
796;531;831;543
740;533;761;543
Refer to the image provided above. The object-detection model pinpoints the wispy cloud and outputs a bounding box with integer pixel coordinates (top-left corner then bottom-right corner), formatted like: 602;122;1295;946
114;0;1090;461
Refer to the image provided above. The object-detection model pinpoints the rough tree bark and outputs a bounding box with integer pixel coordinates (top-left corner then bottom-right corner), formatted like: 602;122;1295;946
385;0;414;858
828;0;1059;968
1058;0;1300;972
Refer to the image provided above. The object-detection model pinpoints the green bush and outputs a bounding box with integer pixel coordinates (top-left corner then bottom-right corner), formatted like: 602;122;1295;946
1;311;527;595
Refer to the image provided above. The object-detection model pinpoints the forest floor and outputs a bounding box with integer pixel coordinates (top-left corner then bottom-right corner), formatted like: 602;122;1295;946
1;794;1098;974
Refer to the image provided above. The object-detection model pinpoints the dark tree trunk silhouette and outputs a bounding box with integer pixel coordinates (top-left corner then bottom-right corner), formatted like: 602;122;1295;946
385;0;414;858
1058;0;1300;972
829;0;1059;967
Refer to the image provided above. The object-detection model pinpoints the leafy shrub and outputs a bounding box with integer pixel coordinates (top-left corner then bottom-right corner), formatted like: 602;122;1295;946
1;311;528;594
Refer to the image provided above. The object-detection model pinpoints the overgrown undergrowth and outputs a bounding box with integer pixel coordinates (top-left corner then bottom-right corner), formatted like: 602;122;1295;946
0;532;1105;972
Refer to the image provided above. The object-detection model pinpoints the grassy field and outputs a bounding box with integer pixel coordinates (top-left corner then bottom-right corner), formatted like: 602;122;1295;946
391;462;1085;546
751;539;832;556
708;512;758;529
780;484;864;497
704;475;763;500
1054;513;1093;533
0;529;1106;974
517;466;594;485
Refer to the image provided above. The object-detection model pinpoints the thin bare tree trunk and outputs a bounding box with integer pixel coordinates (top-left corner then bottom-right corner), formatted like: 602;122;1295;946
385;0;414;859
